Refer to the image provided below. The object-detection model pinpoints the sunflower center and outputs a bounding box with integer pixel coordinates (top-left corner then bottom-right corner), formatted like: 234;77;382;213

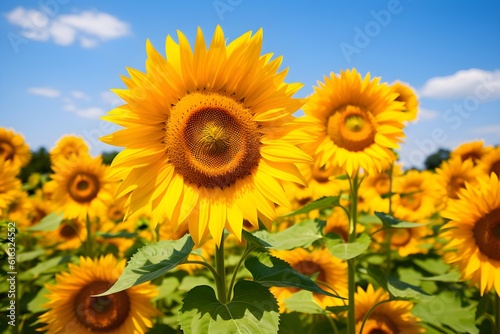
327;226;349;242
461;152;481;164
74;280;130;331
391;228;412;247
0;141;15;161
448;176;466;199
327;105;376;152
400;186;422;211
107;205;124;222
472;208;500;261
293;260;326;282
166;92;261;189
490;160;500;177
67;173;100;203
59;222;78;239
374;173;390;195
312;164;332;183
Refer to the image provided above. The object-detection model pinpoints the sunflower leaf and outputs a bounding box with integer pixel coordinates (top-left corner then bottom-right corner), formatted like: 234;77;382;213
412;291;479;334
251;219;323;250
178;281;280;334
325;233;371;260
374;211;428;228
94;234;194;297
283;195;341;216
27;212;63;231
283;290;326;314
245;253;341;298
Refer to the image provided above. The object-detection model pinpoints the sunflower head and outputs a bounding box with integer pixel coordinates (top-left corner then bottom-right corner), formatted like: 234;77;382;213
51;155;113;220
0;159;22;213
303;69;406;176
477;146;500;178
50;135;90;163
100;26;313;245
39;255;159;333
436;157;479;204
441;173;500;296
389;81;419;121
0;127;31;169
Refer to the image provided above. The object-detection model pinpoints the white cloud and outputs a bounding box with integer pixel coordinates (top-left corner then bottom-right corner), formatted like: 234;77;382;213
28;86;61;98
416;108;440;122
5;6;130;48
70;90;88;99
420;68;500;100
101;91;122;106
470;125;500;135
74;107;105;119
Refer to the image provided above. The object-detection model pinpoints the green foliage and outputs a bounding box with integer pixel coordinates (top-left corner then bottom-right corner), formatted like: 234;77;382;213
374;211;428;228
28;212;63;231
245;253;339;298
19;147;51;184
283;196;340;216
251;219;323;250
95;235;194;296
101;150;120;165
325;233;371;260
424;148;450;170
178;281;280;334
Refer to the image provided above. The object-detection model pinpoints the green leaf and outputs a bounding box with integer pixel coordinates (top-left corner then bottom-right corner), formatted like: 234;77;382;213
27;212;63;231
17;249;46;263
325;233;371;260
335;174;349;180
18;255;71;280
241;230;272;249
412;291;478;334
419;270;461;282
283;196;340;216
96;231;138;239
94;234;194;297
252;220;322;250
374;212;428;228
282;290;325;314
178;281;280;334
245;253;339;298
357;214;382;224
412;257;451;275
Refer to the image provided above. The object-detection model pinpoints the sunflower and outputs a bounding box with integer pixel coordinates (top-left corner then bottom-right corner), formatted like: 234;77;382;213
450;140;492;165
51;155;113;220
436;157;479;204
100;26;313;245
43;218;87;250
477;146;500;177
372;223;432;257
389;81;419;121
50;134;90;163
0;159;22;214
0;127;31;169
441;173;500;296
39;255;159;333
6;190;34;228
355;284;423;334
361;164;402;213
270;247;347;312
392;170;441;221
324;206;364;241
302;69;406;176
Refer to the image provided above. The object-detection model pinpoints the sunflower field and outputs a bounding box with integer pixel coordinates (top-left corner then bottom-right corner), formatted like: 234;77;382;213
1;26;500;334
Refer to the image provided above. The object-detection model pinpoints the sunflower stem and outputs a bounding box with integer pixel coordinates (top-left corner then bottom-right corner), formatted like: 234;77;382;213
227;244;255;301
495;292;500;334
347;171;360;334
214;236;227;303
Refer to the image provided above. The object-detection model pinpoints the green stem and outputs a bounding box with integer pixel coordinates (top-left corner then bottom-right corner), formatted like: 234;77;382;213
326;315;339;334
347;172;360;334
227;244;255;301
85;214;93;257
214;237;227;303
183;260;220;281
358;299;393;333
495;293;500;334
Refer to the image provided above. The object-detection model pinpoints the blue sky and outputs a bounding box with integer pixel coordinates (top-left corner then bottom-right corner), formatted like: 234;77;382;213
1;0;499;168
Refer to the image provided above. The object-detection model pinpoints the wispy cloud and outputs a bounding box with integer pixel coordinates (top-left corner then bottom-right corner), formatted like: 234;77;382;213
416;108;440;122
70;90;89;99
419;68;500;100
470;125;500;135
101;91;122;107
5;7;131;48
28;86;61;98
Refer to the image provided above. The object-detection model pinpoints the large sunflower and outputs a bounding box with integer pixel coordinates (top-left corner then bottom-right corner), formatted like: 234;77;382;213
389;81;419;122
477;146;500;177
0;127;31;169
441;173;500;296
51;155;113;220
50;134;90;163
100;26;312;245
302;69;406;176
39;255;159;333
270;247;347;312
355;284;423;333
